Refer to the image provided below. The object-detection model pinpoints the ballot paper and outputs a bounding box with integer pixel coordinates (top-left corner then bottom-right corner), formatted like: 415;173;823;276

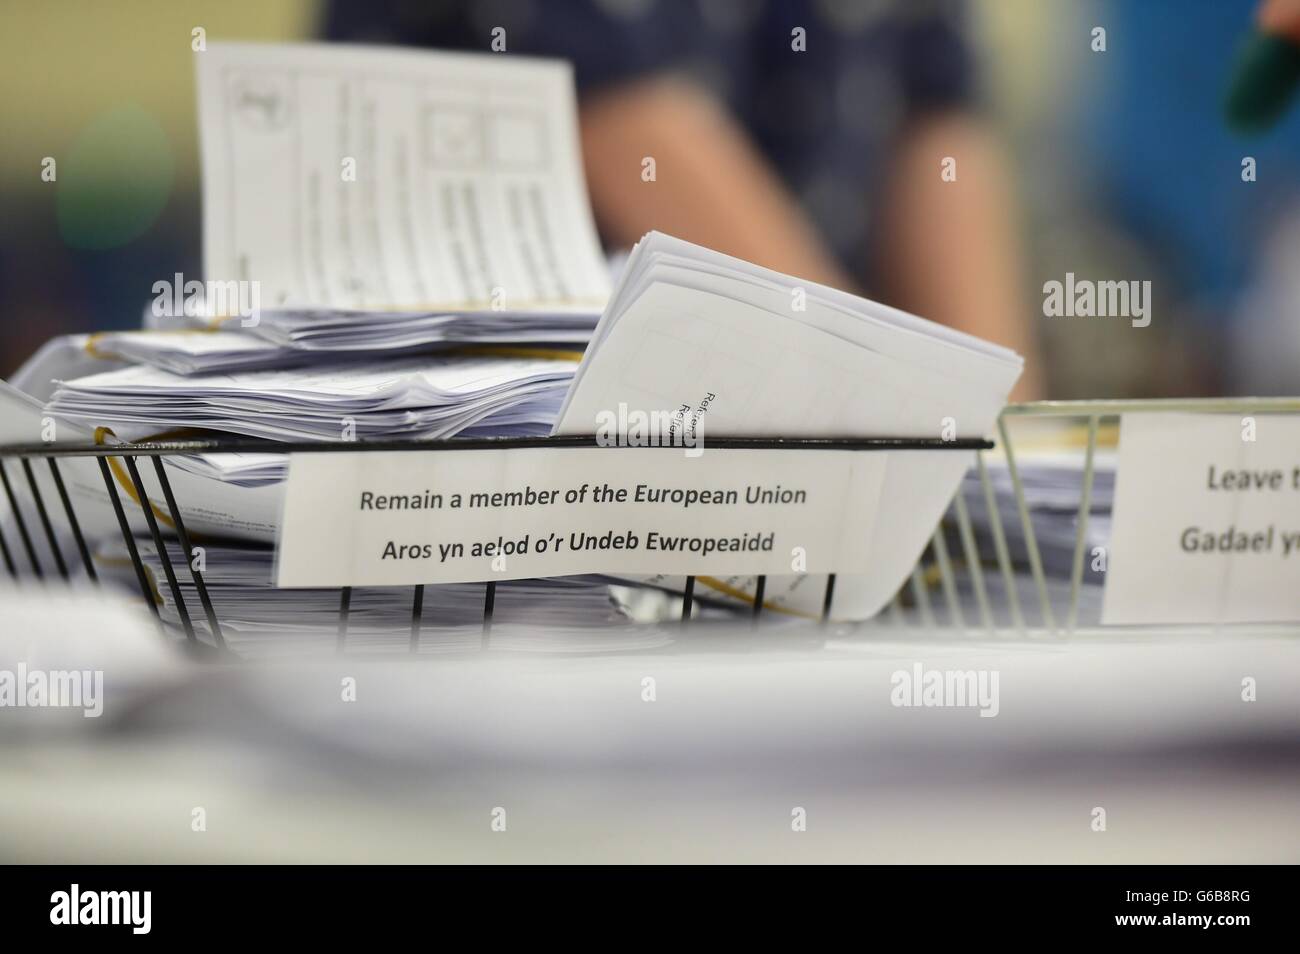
556;232;1024;620
98;540;655;657
193;41;610;349
46;355;575;442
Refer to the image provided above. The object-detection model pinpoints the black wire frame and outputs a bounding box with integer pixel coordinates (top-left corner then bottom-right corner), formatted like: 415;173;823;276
0;434;992;653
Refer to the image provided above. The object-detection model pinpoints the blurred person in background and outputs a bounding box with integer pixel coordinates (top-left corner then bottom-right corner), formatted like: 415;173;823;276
9;1;1300;400
1066;0;1300;397
325;0;1044;398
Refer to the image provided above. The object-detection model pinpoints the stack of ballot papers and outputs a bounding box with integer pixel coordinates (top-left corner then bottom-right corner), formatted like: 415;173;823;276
91;329;361;375
56;328;583;376
96;541;666;657
186;42;610;355
240;306;601;352
2;39;612;395
958;450;1115;584
3;39;1033;634
9;228;1027;626
555;231;1025;621
46;355;575;443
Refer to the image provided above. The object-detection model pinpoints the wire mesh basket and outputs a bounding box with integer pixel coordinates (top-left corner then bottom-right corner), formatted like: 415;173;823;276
894;397;1300;639
0;433;989;653
4;397;1298;653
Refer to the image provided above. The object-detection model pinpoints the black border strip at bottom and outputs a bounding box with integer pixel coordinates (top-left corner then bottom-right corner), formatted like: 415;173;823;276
5;865;1283;939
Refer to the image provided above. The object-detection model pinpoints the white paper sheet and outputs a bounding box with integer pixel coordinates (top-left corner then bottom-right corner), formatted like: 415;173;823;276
275;447;884;587
555;233;1023;620
1102;412;1300;624
197;41;610;313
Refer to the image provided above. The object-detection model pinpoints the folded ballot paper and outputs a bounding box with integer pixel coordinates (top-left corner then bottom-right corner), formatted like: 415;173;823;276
188;41;609;353
555;232;1025;620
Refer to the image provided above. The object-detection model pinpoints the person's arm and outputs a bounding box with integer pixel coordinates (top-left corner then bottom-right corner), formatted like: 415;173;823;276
874;113;1043;400
578;77;856;291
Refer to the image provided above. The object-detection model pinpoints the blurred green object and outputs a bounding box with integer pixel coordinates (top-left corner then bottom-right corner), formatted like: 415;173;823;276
1225;31;1300;134
56;103;174;250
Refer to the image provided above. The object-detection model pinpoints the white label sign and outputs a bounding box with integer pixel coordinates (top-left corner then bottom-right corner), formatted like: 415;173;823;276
275;447;886;587
1102;413;1300;625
